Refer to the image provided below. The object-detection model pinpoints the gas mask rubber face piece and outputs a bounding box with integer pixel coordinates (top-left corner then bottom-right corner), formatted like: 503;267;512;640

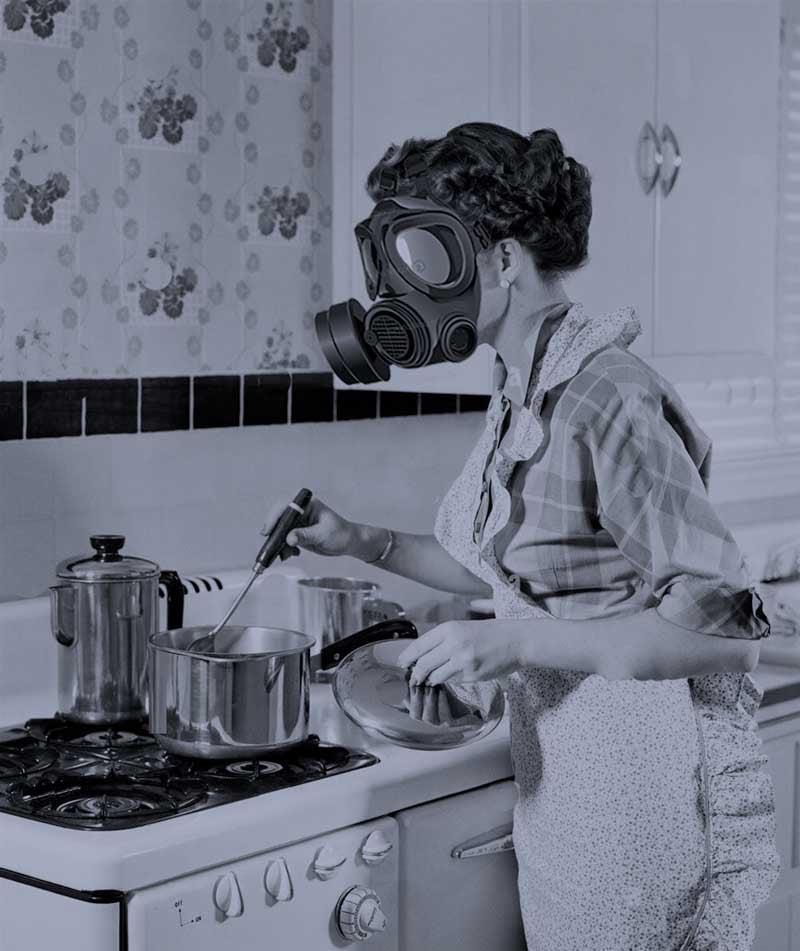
315;195;492;384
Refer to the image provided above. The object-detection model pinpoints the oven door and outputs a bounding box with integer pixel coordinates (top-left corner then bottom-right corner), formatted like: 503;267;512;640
395;779;526;951
0;875;122;951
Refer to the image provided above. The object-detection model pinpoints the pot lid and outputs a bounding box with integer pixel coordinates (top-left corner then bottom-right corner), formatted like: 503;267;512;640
331;638;505;751
56;535;160;581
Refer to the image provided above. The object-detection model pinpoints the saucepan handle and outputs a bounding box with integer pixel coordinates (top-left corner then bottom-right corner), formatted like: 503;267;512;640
159;570;185;630
314;618;418;673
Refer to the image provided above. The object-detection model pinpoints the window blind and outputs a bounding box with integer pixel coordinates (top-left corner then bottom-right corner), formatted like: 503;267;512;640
777;4;800;441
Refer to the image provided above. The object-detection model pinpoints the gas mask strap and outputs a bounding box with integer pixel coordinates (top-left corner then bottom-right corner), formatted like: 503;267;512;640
375;152;430;198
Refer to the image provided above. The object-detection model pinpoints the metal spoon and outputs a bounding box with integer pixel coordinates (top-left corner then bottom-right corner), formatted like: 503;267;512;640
187;488;312;653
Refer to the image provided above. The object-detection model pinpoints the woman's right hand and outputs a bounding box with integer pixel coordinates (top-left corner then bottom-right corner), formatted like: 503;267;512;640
264;497;358;561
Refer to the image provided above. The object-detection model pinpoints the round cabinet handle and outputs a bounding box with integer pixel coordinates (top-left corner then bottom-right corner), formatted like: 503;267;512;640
336;886;388;942
213;871;244;918
660;124;682;197
637;121;662;195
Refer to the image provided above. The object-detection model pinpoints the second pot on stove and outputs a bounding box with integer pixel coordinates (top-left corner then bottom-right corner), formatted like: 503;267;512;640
148;619;417;759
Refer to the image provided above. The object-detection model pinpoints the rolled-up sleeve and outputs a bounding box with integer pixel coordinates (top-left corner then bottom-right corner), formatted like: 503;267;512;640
583;379;770;640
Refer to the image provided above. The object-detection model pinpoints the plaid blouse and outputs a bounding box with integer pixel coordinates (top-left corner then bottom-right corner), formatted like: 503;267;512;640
467;303;770;639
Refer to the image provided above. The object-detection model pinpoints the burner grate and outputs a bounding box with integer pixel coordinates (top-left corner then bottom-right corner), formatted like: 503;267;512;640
0;721;379;830
0;747;58;780
218;760;284;780
25;719;154;752
7;775;208;828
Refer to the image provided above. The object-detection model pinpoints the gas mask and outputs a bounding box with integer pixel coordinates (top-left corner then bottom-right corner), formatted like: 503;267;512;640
315;194;492;385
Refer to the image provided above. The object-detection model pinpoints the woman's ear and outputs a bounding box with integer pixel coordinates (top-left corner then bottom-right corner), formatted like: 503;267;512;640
496;239;523;289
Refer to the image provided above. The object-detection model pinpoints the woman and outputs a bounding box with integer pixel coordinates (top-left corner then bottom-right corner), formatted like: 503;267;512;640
275;123;780;950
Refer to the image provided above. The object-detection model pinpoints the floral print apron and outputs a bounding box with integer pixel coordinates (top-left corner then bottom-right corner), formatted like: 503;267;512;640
434;304;780;950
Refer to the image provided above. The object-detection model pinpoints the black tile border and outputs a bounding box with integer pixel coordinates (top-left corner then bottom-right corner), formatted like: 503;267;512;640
335;388;377;421
142;377;190;433
291;372;333;423
193;375;240;430
244;373;290;426
421;393;458;415
0;373;490;440
0;382;23;440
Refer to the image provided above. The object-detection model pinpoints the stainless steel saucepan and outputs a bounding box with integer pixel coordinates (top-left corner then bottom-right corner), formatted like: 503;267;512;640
148;618;418;759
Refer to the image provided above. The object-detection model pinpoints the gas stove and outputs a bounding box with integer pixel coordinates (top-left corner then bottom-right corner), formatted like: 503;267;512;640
0;573;520;951
0;717;378;831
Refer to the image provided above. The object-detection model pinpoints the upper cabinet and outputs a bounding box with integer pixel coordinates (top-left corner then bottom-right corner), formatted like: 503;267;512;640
654;0;780;360
521;0;659;358
523;0;782;453
332;0;782;416
332;0;519;394
525;0;780;362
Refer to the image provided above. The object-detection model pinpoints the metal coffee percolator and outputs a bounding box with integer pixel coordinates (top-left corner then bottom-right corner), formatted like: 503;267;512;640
49;535;183;724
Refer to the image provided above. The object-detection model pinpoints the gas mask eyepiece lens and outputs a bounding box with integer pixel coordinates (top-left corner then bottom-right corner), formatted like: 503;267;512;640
394;227;453;286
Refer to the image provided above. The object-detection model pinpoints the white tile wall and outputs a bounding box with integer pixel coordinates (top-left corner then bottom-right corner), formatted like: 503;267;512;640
3;413;800;604
0;414;485;606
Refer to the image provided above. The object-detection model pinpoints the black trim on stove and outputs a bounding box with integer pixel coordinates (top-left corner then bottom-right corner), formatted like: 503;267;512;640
0;866;125;903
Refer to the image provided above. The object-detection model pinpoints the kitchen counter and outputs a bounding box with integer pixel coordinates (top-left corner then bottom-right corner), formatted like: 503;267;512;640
751;662;800;717
2;666;800;895
0;685;514;894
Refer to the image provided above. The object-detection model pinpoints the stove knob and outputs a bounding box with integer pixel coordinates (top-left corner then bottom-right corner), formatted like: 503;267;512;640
213;871;243;918
264;858;293;902
314;844;348;881
336;886;387;942
360;829;393;865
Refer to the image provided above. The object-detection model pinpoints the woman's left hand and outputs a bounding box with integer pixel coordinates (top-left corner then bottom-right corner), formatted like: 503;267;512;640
397;620;522;685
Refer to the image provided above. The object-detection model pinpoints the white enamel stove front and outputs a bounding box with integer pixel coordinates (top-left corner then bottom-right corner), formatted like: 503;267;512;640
127;818;398;950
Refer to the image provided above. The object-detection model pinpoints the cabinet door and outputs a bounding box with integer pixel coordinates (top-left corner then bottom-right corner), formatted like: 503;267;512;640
523;0;658;356
332;0;507;394
396;779;525;950
753;723;800;951
753;894;793;951
654;0;780;358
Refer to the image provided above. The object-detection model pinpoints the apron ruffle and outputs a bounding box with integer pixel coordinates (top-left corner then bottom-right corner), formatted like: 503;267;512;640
681;673;781;951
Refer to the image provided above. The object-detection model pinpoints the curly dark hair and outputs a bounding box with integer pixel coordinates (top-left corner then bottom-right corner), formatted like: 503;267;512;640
365;122;592;278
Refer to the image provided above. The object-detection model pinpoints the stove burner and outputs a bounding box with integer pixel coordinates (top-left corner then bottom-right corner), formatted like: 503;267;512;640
0;721;378;830
221;760;284;778
24;718;152;752
57;793;156;819
79;729;147;749
0;747;57;780
8;775;207;826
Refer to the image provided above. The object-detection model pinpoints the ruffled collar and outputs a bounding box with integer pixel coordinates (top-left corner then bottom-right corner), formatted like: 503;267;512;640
490;301;642;463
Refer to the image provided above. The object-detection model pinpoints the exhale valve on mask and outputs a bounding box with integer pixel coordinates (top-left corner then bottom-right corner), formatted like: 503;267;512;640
315;166;492;384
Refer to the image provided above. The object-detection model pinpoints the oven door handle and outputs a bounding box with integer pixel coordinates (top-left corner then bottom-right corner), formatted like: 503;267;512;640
450;823;515;860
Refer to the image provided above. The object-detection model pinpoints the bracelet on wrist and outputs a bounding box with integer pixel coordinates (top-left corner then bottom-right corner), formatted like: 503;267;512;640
364;527;394;565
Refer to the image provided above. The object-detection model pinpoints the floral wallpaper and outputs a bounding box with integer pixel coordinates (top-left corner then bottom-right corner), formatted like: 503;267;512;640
0;0;332;378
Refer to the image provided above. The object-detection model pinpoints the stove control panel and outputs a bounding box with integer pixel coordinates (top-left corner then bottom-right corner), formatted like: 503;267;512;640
126;817;399;951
